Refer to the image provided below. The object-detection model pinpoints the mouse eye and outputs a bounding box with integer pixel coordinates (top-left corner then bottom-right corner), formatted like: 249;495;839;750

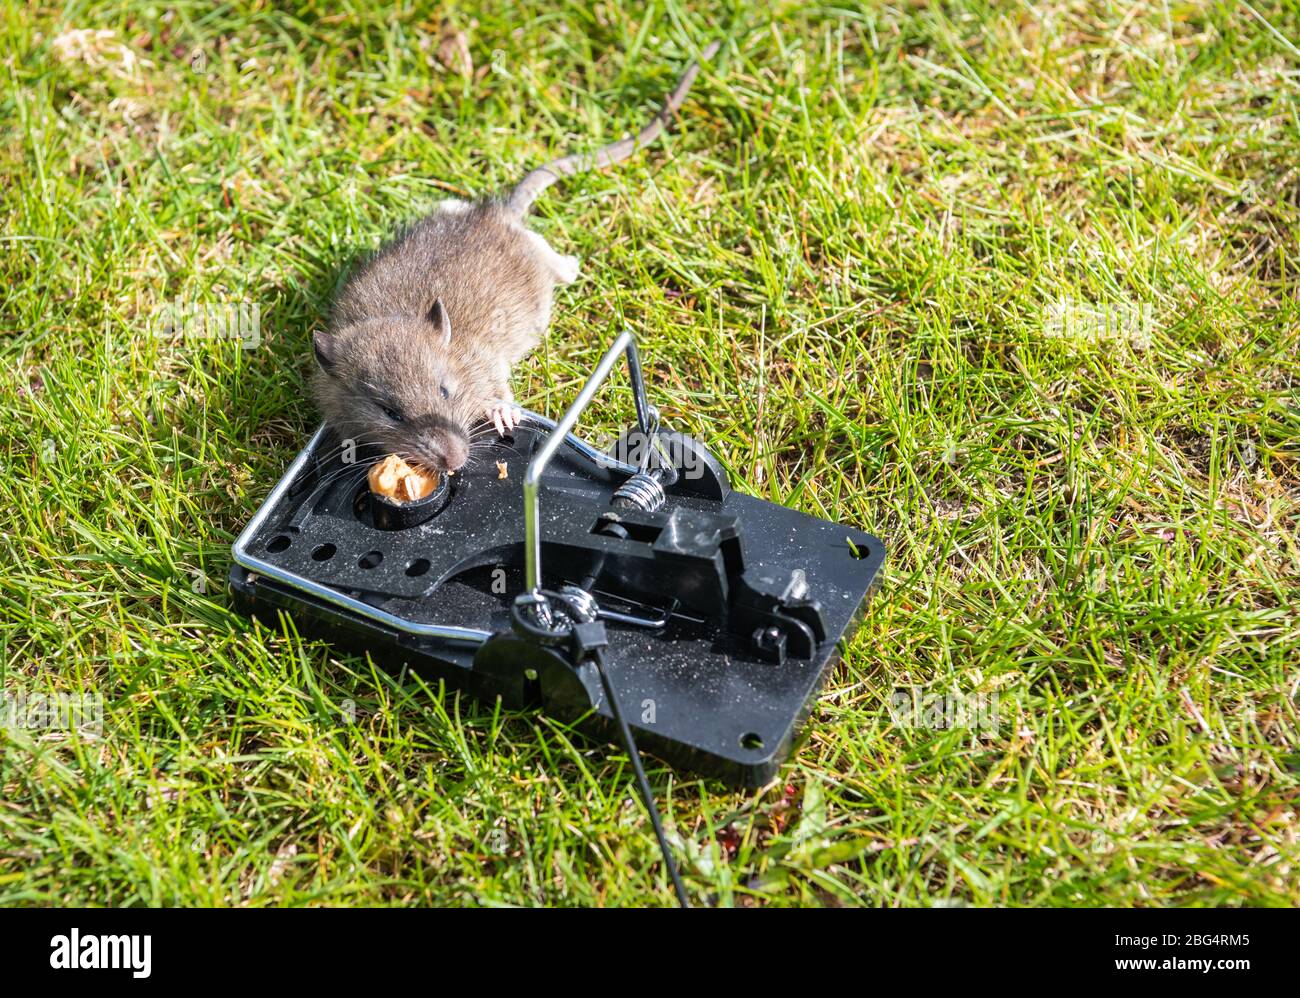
439;384;450;400
378;403;403;423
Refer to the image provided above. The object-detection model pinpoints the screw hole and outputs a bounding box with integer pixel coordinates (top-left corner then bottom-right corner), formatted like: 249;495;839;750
266;534;291;553
740;731;764;751
847;538;869;560
405;557;431;578
311;543;336;562
358;550;383;570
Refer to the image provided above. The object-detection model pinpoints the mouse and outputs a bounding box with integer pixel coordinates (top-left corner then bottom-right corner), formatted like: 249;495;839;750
310;41;720;475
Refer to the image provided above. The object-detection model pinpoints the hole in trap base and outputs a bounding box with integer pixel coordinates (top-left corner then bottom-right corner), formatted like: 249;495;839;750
740;732;764;751
358;550;383;570
311;543;336;562
405;558;431;578
266;534;291;553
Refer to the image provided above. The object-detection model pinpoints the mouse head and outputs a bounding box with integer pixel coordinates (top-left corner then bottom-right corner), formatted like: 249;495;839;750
311;300;478;473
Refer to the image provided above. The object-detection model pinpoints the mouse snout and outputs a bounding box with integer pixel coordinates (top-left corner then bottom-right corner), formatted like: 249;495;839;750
411;421;469;473
441;431;469;472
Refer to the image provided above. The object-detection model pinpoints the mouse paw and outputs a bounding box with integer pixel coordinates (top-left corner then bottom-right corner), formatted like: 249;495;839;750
554;255;580;284
486;401;522;436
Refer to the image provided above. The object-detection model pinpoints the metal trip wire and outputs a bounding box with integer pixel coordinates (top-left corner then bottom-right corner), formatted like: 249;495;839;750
592;650;690;908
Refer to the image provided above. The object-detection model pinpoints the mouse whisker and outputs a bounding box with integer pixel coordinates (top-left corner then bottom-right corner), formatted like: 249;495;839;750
308;463;373;495
317;429;385;459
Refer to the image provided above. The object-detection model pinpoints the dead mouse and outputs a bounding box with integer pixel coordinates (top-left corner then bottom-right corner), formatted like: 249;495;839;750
311;41;720;474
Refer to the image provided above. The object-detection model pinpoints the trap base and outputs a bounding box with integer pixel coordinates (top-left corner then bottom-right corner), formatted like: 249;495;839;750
230;338;884;787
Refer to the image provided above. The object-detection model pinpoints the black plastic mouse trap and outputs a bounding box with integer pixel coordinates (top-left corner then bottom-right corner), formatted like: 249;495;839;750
230;332;885;787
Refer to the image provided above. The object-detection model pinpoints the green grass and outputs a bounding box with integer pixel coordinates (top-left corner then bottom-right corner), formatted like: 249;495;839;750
2;0;1298;907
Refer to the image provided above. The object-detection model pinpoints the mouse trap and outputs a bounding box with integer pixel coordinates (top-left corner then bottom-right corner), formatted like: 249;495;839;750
230;332;885;787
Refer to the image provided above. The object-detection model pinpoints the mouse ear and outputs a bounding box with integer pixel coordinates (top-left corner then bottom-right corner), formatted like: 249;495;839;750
430;299;452;348
313;330;337;373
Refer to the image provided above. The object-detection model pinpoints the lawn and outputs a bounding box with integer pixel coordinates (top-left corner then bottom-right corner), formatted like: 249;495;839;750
1;0;1297;907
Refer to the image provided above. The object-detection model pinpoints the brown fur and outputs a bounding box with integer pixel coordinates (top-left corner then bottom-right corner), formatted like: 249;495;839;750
310;44;719;473
312;199;568;471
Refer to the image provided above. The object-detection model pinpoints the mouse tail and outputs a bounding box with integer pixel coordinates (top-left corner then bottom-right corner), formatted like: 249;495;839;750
505;40;720;218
